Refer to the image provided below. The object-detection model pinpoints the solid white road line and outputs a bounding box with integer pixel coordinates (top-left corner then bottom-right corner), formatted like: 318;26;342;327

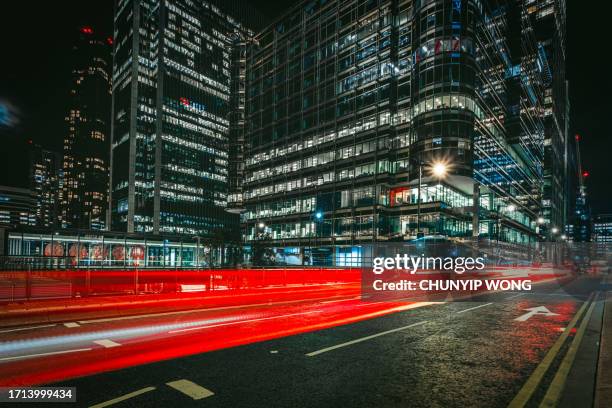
64;322;80;328
455;302;493;314
168;310;321;334
89;386;156;408
0;347;92;362
166;379;214;400
0;324;56;334
93;339;121;348
506;293;526;299
306;320;428;357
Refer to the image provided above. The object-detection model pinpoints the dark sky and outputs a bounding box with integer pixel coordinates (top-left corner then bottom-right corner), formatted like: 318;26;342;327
0;1;609;214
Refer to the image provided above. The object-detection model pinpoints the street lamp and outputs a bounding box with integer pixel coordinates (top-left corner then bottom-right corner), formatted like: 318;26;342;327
432;162;448;179
551;227;559;234
258;222;265;229
496;203;517;244
537;217;545;225
416;159;449;237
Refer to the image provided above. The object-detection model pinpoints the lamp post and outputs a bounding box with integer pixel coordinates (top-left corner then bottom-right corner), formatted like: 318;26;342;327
193;235;201;268
415;160;448;238
550;226;559;242
496;204;516;244
536;216;546;240
416;163;423;235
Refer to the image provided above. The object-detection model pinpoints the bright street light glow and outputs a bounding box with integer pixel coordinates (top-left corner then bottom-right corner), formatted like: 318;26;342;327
561;234;567;240
506;204;516;212
537;217;545;224
431;162;448;178
315;211;323;219
258;222;265;229
551;227;559;234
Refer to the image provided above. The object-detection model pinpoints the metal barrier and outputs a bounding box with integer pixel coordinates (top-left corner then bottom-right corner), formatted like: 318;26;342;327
0;256;73;271
0;267;360;304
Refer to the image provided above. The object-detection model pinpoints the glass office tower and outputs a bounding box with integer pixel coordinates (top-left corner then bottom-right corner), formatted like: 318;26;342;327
61;26;112;231
530;0;569;236
110;0;254;237
243;0;563;261
29;145;62;228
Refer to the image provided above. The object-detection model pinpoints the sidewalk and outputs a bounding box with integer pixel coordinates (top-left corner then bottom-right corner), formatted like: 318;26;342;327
595;285;612;407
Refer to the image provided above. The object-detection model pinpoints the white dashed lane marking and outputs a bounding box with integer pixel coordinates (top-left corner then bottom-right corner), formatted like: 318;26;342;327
166;379;214;400
93;339;121;348
456;302;493;314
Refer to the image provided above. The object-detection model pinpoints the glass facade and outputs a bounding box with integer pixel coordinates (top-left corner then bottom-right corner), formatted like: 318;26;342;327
61;26;112;231
29;145;62;229
242;0;558;250
110;0;253;238
531;0;569;235
0;187;36;228
593;215;612;244
7;231;210;268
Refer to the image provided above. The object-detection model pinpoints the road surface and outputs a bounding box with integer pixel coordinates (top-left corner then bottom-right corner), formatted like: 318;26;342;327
0;275;607;407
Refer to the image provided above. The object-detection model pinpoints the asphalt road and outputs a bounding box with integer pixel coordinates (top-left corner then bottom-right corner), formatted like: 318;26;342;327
0;276;606;407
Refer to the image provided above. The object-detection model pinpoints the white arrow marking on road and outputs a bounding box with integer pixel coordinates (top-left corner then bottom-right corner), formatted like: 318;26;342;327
515;306;558;322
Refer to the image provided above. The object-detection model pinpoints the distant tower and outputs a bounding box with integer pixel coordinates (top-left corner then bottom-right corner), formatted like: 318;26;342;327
29;144;62;228
60;26;112;230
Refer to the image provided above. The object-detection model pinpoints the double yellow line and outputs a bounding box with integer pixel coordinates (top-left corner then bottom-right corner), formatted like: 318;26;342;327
508;292;599;408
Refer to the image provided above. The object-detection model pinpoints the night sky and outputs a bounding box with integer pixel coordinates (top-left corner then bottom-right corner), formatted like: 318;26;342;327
0;1;609;214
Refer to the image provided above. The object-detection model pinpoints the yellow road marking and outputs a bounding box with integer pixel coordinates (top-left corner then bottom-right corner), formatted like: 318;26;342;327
166;379;214;400
89;386;155;408
539;292;599;407
507;293;594;408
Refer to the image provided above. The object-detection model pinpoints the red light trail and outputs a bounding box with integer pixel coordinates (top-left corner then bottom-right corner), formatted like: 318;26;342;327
0;266;575;386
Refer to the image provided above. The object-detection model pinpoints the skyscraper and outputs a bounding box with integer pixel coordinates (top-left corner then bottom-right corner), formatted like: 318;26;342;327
530;0;570;236
109;0;255;237
243;0;564;262
61;26;112;230
29;144;62;228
